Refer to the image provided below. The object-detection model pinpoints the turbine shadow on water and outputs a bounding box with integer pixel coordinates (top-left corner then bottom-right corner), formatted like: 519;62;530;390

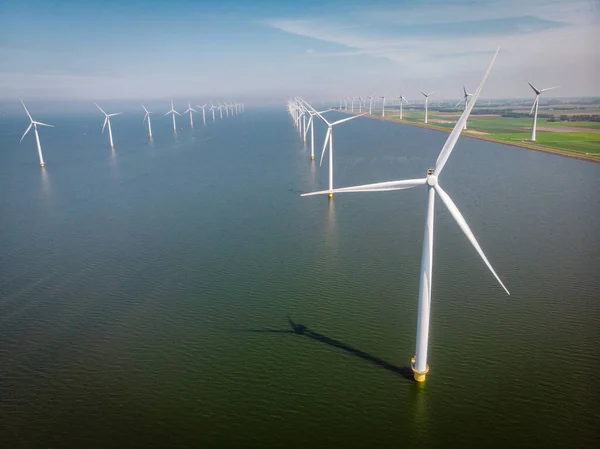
243;317;414;381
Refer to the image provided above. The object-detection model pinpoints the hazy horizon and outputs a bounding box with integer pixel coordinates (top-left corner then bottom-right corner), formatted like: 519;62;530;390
1;0;599;103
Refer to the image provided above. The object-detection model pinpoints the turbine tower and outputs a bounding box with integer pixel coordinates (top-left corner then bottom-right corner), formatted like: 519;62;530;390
420;91;435;124
165;100;181;133
455;86;473;130
528;82;559;141
301;49;507;383
368;95;374;114
95;103;122;149
381;96;386;117
142;104;153;139
20;99;53;167
184;101;197;128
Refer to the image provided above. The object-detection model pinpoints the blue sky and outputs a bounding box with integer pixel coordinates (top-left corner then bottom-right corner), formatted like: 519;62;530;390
1;0;598;103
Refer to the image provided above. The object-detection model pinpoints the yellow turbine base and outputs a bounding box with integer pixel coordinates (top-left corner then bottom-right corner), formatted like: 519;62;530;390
328;193;333;199
411;357;429;383
40;162;45;168
311;155;315;160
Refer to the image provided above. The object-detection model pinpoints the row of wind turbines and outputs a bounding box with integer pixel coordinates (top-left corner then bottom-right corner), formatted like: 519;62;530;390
288;49;511;383
339;80;558;140
19;100;245;167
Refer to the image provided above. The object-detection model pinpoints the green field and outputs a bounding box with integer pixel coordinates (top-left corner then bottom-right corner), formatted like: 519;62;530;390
368;107;600;156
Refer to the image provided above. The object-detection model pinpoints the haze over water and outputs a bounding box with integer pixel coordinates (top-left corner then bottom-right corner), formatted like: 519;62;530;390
0;109;598;448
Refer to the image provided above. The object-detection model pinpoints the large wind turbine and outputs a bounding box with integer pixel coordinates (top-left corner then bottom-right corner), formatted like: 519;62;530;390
184;101;197;128
95;103;122;149
455;86;473;130
528;82;559;141
397;94;408;119
20;99;53;167
165;100;181;133
381;96;386;117
302;49;507;383
197;104;208;125
142;104;153;139
368;94;374;114
300;101;332;161
420;91;435;123
312;111;366;199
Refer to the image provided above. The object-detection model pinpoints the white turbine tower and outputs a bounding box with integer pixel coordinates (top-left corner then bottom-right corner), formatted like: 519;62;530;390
217;103;224;119
420;91;435;124
397;95;408;119
95;103;122;149
142;104;153;139
197;104;208;125
358;97;363;113
302;49;507;383
165;100;181;133
367;95;374;114
313;111;367;199
184;101;197;128
528;82;559;141
381;96;386;117
455;86;474;130
20;99;53;167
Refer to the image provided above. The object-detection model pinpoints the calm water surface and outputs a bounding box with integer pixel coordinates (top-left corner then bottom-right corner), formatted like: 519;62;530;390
0;108;598;448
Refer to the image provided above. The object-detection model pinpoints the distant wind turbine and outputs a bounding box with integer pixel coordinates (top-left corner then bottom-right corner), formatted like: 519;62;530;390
455;86;474;130
95;103;122;149
367;94;375;115
165;100;181;133
381;96;386;117
20;99;53;167
528;82;559;141
420;91;435;124
142;104;153;139
397;95;408;119
300;101;332;161
184;101;197;128
301;49;507;383
197;104;208;125
209;102;216;122
313;111;367;199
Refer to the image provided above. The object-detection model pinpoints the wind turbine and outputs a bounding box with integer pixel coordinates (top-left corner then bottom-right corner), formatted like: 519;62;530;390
142;104;153;139
397;95;408;119
301;49;507;383
528;82;559;141
455;86;474;130
367;94;375;114
165;100;181;133
20;99;53;167
381;96;386;117
209;102;216;122
312;111;367;199
217;103;224;119
196;104;208;125
358;97;363;113
420;91;435;124
184;101;197;128
95;103;122;149
300;101;333;161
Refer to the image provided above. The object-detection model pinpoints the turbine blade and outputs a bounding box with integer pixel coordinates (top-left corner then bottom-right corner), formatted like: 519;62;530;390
95;103;107;115
434;184;510;295
541;85;559;93
175;111;181;116
142;104;149;113
34;121;53;127
301;178;427;196
434;47;499;176
527;82;541;95
102;117;107;134
529;96;539;115
143;113;148;123
454;99;464;108
165;111;171;116
319;128;331;167
420;91;427;97
331;113;367;126
20;99;33;122
109;112;122;117
20;123;32;142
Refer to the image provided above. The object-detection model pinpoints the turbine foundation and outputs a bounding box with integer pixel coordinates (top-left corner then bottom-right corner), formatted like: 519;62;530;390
311;155;314;161
40;162;45;168
411;357;429;383
328;192;333;200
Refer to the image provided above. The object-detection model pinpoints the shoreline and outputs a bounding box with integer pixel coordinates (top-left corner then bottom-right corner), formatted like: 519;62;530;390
341;111;600;163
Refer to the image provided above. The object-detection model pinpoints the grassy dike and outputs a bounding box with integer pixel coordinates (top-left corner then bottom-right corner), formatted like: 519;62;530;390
340;111;600;163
